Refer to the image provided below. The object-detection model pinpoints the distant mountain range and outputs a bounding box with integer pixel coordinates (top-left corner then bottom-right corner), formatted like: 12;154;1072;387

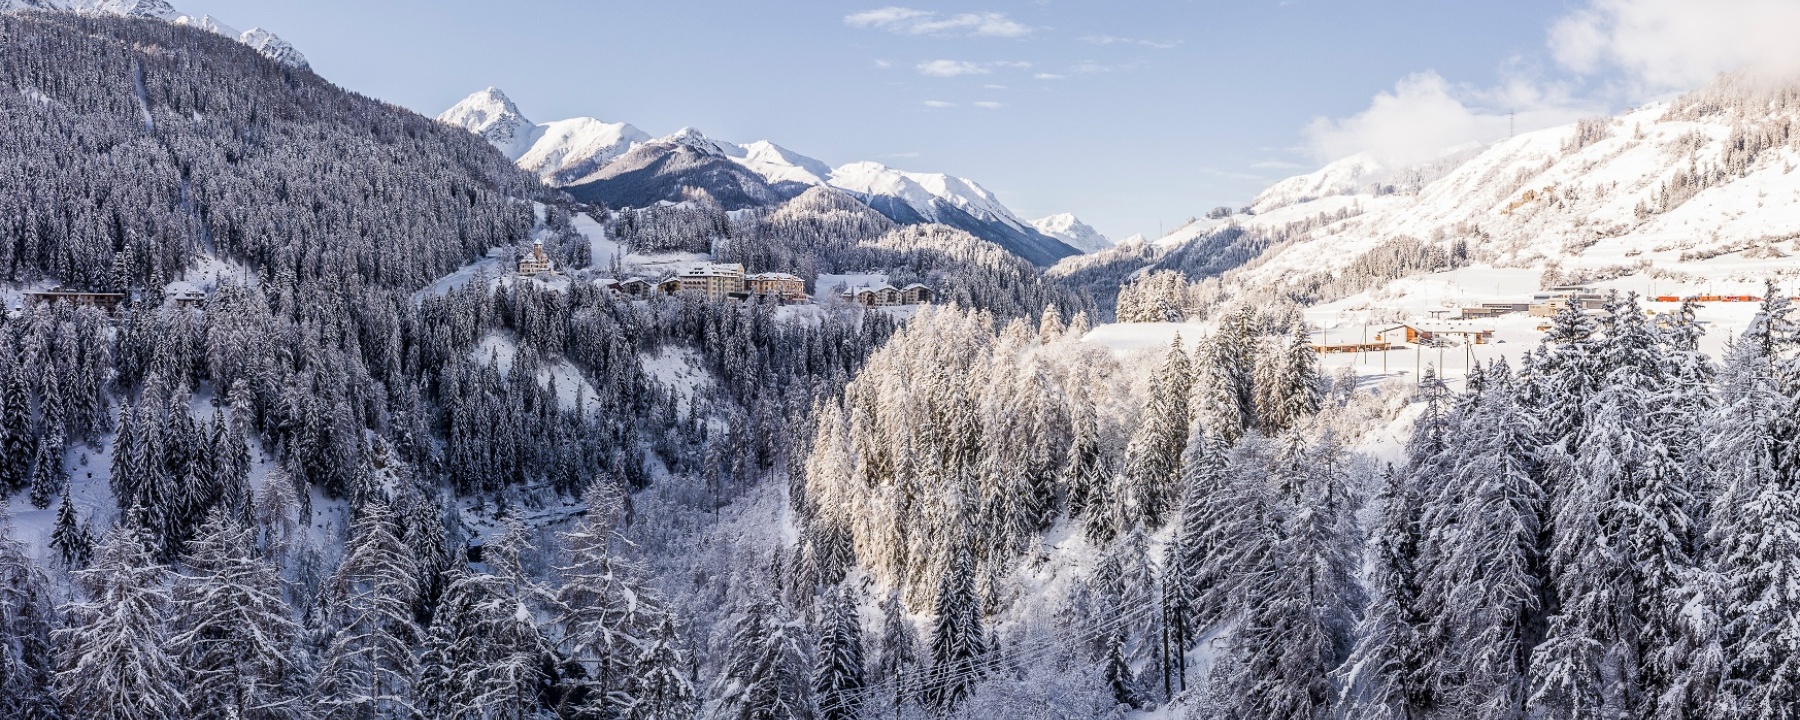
437;88;1092;266
1;0;309;69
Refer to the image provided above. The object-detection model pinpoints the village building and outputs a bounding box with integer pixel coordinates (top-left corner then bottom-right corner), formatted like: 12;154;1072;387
518;240;556;276
1459;302;1529;319
746;272;808;302
1376;321;1495;345
1529;288;1607;317
678;263;745;300
23;287;125;310
900;283;934;305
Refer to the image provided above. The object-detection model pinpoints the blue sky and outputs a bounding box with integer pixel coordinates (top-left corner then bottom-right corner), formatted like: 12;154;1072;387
178;0;1782;241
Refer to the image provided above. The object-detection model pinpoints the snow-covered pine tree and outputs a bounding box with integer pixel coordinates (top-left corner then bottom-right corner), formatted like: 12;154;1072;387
1704;331;1800;719
50;486;92;568
1210;434;1359;720
1121;336;1190;529
628;614;697;720
1061;379;1107;520
0;502;60;720
813;587;867;720
927;532;988;712
171;510;309;720
312;501;421;720
1191;312;1257;444
716;594;815;720
1257;323;1322;433
1419;368;1544;720
26;430;65;510
0;364;35;494
1337;468;1425;720
434;521;555;720
53;522;183;720
557;480;659;717
874;589;918;711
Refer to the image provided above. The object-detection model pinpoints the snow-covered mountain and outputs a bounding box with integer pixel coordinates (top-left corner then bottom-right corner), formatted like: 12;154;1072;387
442;88;1081;264
438;88;650;185
1175;72;1800;314
1030;213;1112;253
3;0;310;69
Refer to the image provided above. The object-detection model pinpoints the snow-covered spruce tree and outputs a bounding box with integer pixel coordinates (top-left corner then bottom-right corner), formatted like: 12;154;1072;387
557;481;660;716
629;614;697;720
928;532;988;713
1191;308;1259;443
1121;336;1191;530
312;501;421;720
27;430;66;510
425;521;555;720
0;364;35;495
813;587;867;720
715;593;815;720
50;486;93;568
0;502;60;720
1256;323;1322;434
171;510;309;720
53;522;183;720
1061;378;1108;521
873;589;919;712
1337;467;1425;720
1208;434;1359;720
1417;366;1545;720
1704;332;1800;719
1530;325;1691;720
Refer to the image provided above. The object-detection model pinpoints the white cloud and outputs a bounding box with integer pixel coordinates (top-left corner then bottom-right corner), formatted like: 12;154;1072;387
917;60;990;77
983;84;1009;90
873;59;893;69
1034;73;1065;80
923;100;956;108
1548;0;1800;91
974;101;1005;109
1079;35;1182;50
846;7;1034;38
886;151;922;158
1304;71;1596;165
1251;160;1304;170
1071;61;1138;75
916;60;1030;77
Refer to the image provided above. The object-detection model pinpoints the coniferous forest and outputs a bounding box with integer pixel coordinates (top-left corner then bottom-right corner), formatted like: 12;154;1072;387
7;8;1800;720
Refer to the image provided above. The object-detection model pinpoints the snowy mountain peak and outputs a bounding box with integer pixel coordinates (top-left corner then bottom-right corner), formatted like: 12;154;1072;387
9;0;311;69
438;87;537;159
66;0;178;19
237;27;309;71
1030;213;1112;253
827;161;1025;230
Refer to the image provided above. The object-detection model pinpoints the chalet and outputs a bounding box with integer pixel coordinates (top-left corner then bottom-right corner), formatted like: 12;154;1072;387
23;288;125;310
746;272;807;302
900;283;933;305
656;277;683;295
619;278;653;298
170;289;206;309
518;240;556;276
846;284;901;307
678;263;746;300
1376;322;1495;345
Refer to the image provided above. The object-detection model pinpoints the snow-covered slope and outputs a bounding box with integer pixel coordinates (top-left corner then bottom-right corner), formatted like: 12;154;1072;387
1193;73;1800;315
1030;213;1112;253
4;0;311;69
